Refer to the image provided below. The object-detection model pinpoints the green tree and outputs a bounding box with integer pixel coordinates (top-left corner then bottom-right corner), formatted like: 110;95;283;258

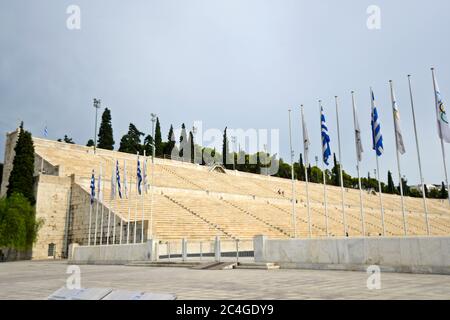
86;139;95;147
143;134;153;156
164;125;175;156
298;153;305;181
331;153;340;186
0;194;42;257
222;127;231;169
386;171;395;194
7;123;36;204
189;131;195;163
118;123;144;154
179;123;187;159
58;135;75;144
440;182;448;199
0;163;3;187
424;184;429;198
97;108;114;150
154;117;163;157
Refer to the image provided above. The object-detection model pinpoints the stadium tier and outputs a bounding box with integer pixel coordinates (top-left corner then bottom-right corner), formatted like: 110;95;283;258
2;131;450;259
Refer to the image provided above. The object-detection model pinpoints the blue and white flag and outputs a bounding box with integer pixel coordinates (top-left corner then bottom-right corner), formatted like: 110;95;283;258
137;157;142;195
116;160;122;199
43;126;48;138
320;104;331;166
432;70;450;143
371;88;384;157
90;170;95;205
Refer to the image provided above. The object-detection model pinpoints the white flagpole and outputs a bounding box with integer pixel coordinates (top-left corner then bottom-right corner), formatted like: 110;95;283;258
335;96;347;236
134;152;139;243
408;75;430;235
300;105;312;238
389;80;407;235
351;91;365;236
431;67;450;206
107;164;113;245
88;200;92;246
94;165;102;245
100;174;105;245
142;150;146;243
371;88;386;236
127;173;133;244
319;100;329;237
113;160;117;244
375;156;385;236
288;109;297;238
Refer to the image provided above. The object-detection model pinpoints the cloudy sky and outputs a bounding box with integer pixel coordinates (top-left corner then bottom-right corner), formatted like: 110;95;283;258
1;0;450;185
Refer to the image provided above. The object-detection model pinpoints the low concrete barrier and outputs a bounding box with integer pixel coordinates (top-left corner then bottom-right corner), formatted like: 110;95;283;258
254;235;450;274
69;240;156;265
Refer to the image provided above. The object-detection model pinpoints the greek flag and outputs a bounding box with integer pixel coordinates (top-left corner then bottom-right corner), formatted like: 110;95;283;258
320;104;331;166
432;70;450;143
90;170;95;205
137;157;142;195
116;160;122;199
43;126;48;138
371;88;384;157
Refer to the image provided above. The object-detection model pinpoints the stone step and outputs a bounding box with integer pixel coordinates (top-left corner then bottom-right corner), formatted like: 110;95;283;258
234;262;280;270
126;261;202;268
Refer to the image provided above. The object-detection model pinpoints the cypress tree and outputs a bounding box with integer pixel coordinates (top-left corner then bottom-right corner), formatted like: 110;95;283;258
222;127;230;168
118;123;144;154
299;153;305;181
154;117;163;157
179;123;187;159
424;184;429;198
7;123;36;204
189;131;195;163
0;163;3;188
164;124;176;157
331;153;340;186
440;182;448;199
97;108;114;150
387;171;395;194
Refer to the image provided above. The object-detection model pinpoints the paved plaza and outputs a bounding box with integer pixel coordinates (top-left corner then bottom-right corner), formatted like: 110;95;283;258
0;260;449;300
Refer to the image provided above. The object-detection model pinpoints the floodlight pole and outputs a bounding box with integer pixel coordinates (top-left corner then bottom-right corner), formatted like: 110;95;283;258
93;98;101;154
149;113;157;239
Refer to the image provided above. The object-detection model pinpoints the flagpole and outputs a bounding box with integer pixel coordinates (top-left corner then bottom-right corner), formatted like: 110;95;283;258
127;173;132;244
319;100;329;237
389;80;407;236
431;67;450;206
351;91;365;236
107;165;113;245
113;160;117;244
288;109;297;238
142;150;146;243
94;165;101;245
335;96;347;236
100;174;105;245
408;75;430;235
375;156;385;236
88;199;92;246
134;152;139;243
301;105;312;238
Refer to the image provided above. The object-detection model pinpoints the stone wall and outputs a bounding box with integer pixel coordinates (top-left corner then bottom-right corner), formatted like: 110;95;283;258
254;235;450;274
33;174;72;259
